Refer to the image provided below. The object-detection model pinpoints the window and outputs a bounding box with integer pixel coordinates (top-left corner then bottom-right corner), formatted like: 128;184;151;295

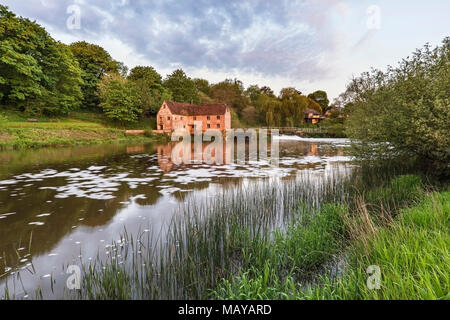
167;117;171;121
181;117;184;120
174;117;177;120
216;124;220;128
183;125;186;128
207;124;211;129
217;116;221;120
194;117;197;120
207;116;210;120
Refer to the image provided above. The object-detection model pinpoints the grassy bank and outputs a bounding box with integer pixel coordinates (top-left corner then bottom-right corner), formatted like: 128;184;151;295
306;190;449;300
214;181;449;300
0;110;163;149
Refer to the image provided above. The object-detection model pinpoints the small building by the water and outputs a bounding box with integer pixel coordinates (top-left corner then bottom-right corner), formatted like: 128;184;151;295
304;109;325;124
156;101;232;134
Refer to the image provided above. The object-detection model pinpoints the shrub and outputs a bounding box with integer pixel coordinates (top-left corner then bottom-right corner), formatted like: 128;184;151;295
344;38;450;176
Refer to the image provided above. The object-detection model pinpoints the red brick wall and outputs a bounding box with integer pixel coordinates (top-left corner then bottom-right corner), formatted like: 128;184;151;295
157;103;174;132
157;103;232;133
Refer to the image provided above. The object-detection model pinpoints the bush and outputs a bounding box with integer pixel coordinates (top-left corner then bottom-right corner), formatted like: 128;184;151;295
344;38;450;176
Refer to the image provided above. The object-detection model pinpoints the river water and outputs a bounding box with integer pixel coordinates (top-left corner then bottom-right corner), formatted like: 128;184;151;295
0;136;352;299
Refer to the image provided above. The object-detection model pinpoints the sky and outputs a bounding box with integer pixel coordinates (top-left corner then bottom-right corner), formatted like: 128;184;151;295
1;0;449;100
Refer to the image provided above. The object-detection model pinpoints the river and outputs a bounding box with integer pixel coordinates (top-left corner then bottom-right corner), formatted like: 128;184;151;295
0;136;352;299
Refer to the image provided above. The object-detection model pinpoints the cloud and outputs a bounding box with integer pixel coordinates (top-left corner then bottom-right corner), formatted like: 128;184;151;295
2;0;343;81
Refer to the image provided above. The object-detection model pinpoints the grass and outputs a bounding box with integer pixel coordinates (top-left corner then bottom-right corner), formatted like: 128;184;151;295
301;190;449;300
213;176;448;300
0;109;164;149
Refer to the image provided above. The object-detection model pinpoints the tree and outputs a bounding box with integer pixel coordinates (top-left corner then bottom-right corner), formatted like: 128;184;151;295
241;106;258;125
193;78;211;96
307;97;322;114
128;66;172;115
279;88;309;126
260;86;276;97
254;93;282;127
98;74;141;123
44;42;83;114
70;41;119;110
345;38;450;175
210;79;249;114
308;90;330;114
0;5;82;115
163;69;200;104
245;85;262;105
117;62;129;78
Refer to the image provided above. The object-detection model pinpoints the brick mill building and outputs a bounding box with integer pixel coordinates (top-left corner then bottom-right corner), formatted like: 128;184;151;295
156;101;231;134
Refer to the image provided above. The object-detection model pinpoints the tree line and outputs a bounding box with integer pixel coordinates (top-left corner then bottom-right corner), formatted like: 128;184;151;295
0;5;334;126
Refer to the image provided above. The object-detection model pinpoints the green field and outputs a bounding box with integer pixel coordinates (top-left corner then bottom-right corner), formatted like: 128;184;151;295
0;110;161;149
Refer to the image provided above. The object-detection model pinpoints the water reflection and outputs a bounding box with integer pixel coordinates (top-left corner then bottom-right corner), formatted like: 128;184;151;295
0;137;351;298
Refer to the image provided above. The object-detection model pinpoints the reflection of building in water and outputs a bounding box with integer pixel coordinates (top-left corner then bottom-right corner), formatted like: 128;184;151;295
157;144;176;173
126;145;146;154
157;142;231;173
307;143;319;156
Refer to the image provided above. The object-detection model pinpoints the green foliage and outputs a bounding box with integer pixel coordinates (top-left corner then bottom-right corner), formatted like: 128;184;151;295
163;69;200;104
307;190;449;300
0;113;7;122
345;38;450;175
128;66;171;115
213;262;300;300
98;74;142;123
255;93;282;127
70;41;119;110
279;88;310;126
0;5;83;115
308;90;329;113
210;79;249;115
240;106;258;125
47;42;83;114
193;78;211;95
245;85;263;105
213;175;447;301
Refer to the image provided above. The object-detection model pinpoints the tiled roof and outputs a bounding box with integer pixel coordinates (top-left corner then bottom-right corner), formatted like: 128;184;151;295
305;109;321;115
163;101;228;116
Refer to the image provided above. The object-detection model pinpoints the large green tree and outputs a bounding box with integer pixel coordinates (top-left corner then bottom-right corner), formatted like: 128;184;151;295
210;79;249;115
345;38;450;175
163;69;200;104
70;41;119;110
193;78;211;96
97;73;141;123
128;66;172;115
279;88;309;127
253;93;282;127
0;5;83;115
307;90;329;114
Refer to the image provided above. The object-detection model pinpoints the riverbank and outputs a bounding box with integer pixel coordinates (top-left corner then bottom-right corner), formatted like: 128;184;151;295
214;177;449;300
0;113;164;150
